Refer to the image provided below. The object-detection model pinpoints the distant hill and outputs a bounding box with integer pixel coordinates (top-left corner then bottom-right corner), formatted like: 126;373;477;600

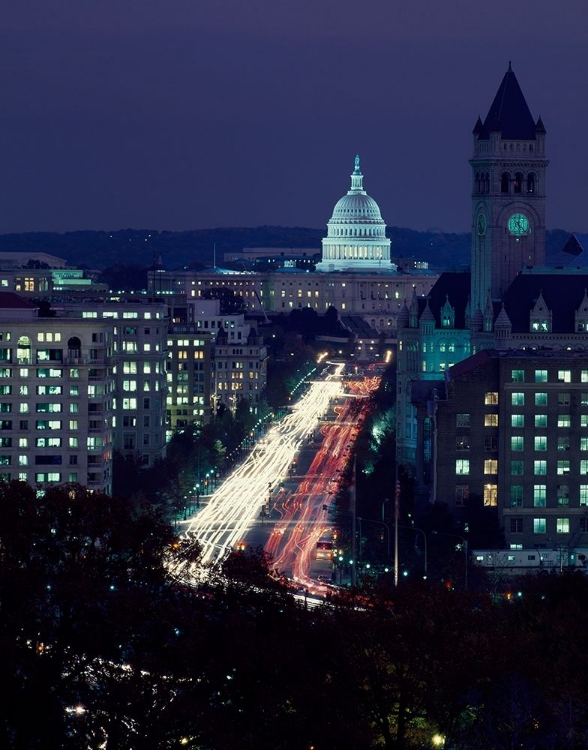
0;226;572;271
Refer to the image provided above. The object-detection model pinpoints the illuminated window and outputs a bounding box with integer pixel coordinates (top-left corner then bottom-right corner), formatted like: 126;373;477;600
534;460;547;475
511;414;524;428
533;485;547;507
535;392;548;406
456;459;469;475
511;436;524;451
558;415;571;428
512;392;525;406
484;484;497;507
535;370;548;383
534;436;547;451
556;518;570;534
484;392;498;405
534;518;546;534
580;485;588;505
484;459;498;474
484;414;498;427
535;414;547;427
558;370;571;383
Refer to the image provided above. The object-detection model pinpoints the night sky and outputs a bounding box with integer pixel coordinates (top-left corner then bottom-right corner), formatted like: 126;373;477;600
2;1;587;234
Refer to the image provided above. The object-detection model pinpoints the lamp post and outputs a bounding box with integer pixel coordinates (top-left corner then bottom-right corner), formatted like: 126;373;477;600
432;530;468;590
397;523;428;579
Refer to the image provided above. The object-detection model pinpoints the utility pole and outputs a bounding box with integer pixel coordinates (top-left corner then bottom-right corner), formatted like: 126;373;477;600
394;477;400;587
351;456;357;587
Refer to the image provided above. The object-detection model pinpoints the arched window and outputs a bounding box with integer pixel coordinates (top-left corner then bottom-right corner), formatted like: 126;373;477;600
475;171;481;193
17;336;31;365
484;172;490;193
514;172;523;193
68;336;81;360
501;172;510;193
527;173;536;194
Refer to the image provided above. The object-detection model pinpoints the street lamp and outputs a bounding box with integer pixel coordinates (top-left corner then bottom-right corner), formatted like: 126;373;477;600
397;523;428;579
432;530;468;590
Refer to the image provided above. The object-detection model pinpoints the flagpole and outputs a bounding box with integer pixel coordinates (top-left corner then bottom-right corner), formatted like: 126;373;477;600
394;475;400;587
351;455;357;587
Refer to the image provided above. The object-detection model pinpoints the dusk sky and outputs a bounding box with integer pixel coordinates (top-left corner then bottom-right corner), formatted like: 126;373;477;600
2;1;587;235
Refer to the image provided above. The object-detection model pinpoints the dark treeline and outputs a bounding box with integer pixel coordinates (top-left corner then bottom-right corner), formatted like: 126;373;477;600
0;227;572;273
1;480;588;749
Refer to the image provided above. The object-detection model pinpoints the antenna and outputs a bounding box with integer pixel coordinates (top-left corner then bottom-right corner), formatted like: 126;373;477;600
213;243;217;268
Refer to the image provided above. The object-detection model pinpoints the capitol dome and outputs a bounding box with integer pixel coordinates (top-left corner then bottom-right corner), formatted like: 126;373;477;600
316;155;392;272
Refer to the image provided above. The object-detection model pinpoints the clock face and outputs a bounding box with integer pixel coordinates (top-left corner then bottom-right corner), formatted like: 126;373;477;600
508;213;530;236
477;213;486;236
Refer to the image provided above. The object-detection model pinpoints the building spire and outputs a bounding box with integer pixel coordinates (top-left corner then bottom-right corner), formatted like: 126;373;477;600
350;154;364;192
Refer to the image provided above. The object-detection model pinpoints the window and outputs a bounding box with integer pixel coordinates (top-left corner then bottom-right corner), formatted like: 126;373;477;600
558;370;572;383
582;415;588;428
558;393;571;406
511;392;525;406
511;414;524;428
582;370;588;383
485;392;498;405
456;413;470;427
35;420;61;430
484;414;498;427
484;459;498;474
581;393;588;406
534;460;547;475
510;518;523;533
557;486;569;506
511;460;524;475
484;484;497;507
557;460;570;475
122;398;137;410
511;436;524;451
35;472;61;483
581;437;588;451
456;436;470;450
36;403;62;413
558;436;570;451
534;518;547;534
484;436;498;451
535;370;548;383
534;436;547;451
557;518;570;534
580;485;588;506
581;460;588;476
558;415;571;428
535;414;547;427
535;393;548;406
510;486;523;507
511;369;524;382
533;485;547;507
456;459;469;475
455;485;469;506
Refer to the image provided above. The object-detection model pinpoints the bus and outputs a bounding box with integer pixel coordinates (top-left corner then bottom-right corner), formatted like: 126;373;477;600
316;538;334;560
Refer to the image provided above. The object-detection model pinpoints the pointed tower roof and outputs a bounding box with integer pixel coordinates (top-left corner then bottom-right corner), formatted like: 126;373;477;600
495;303;512;328
478;63;537;140
419;300;436;325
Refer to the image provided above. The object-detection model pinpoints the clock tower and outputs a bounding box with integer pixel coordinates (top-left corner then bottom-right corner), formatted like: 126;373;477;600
470;63;548;316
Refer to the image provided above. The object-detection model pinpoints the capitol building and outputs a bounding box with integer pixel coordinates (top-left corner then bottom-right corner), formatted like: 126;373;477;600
316;156;393;273
148;156;438;337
